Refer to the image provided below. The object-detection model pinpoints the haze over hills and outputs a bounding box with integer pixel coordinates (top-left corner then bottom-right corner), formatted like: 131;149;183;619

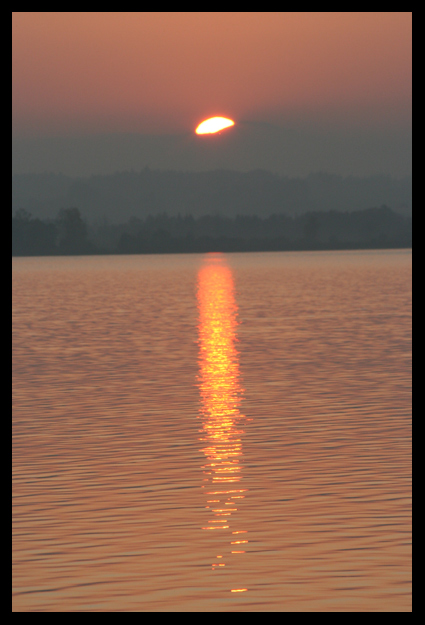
13;168;412;225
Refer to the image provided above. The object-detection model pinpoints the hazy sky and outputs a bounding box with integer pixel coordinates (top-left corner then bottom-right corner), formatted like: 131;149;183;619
12;12;412;177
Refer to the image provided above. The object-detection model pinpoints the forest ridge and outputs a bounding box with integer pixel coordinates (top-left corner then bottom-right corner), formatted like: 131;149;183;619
12;206;412;256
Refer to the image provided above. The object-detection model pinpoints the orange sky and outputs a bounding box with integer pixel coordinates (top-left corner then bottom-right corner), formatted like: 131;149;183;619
12;12;411;137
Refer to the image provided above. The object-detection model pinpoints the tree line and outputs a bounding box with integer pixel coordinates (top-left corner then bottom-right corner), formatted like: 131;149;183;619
12;206;412;256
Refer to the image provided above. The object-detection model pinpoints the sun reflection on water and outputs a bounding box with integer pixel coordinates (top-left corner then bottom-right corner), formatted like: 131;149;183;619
196;253;248;585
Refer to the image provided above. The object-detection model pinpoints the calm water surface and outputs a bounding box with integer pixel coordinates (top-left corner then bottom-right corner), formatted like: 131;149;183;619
12;250;411;611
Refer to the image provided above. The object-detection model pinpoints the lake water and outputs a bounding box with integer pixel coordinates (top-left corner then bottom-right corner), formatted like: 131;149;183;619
12;250;412;611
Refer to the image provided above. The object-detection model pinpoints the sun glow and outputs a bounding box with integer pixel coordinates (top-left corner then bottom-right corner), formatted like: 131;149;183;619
195;117;235;135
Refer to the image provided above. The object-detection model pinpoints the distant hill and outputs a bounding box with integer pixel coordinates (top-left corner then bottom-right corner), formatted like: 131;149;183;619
12;123;412;179
12;170;412;224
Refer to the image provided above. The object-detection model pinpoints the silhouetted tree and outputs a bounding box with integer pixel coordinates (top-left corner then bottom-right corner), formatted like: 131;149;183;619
303;214;319;242
12;209;57;255
56;207;89;253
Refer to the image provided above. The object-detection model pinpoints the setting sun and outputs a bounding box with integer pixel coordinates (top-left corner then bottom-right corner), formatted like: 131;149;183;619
195;117;235;135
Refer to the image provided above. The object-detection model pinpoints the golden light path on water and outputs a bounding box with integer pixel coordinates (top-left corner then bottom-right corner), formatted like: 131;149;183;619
197;253;248;594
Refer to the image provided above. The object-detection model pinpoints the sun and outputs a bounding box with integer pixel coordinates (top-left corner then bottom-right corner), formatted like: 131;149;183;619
195;117;235;135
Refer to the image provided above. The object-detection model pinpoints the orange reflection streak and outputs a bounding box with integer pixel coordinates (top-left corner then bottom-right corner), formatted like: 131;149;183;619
197;253;248;580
